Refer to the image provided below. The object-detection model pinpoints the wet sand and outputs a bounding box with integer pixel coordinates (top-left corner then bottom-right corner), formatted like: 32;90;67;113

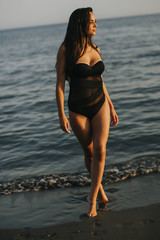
0;173;160;239
1;203;160;240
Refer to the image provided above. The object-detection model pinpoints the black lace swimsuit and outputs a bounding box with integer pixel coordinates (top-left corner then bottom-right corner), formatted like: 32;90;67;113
68;60;105;120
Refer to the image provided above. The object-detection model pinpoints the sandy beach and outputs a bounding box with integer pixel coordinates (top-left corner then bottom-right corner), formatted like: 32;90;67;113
1;203;160;240
0;173;160;240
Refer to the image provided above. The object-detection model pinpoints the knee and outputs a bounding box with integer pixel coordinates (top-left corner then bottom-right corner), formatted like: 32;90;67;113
94;145;106;161
84;146;93;161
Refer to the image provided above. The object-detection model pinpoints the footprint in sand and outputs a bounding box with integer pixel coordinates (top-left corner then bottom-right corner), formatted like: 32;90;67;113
90;230;99;237
143;219;155;224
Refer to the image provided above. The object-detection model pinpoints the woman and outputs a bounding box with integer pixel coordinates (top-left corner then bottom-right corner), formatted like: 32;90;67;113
56;7;118;217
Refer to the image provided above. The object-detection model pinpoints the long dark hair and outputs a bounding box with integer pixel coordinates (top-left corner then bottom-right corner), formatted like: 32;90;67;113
63;7;98;76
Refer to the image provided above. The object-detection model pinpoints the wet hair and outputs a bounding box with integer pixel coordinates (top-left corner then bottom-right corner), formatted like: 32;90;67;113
62;7;98;76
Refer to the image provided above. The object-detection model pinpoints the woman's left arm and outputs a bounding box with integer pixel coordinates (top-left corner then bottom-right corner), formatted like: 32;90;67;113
103;81;119;126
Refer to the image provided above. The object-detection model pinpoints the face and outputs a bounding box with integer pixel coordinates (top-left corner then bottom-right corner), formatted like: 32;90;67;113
88;12;97;36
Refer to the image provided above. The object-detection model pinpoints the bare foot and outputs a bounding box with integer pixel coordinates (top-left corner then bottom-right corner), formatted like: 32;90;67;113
87;197;97;218
97;193;109;210
98;196;109;203
98;186;109;203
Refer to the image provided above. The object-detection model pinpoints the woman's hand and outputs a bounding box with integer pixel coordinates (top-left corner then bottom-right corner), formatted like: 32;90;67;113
110;107;119;127
59;115;71;133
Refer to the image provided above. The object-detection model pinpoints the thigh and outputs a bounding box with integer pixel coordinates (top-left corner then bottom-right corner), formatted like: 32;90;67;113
91;100;110;148
69;111;93;150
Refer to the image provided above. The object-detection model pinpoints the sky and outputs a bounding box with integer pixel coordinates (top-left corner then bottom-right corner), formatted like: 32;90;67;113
0;0;160;30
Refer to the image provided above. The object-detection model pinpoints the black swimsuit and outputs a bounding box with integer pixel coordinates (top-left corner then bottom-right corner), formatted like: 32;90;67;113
68;60;105;120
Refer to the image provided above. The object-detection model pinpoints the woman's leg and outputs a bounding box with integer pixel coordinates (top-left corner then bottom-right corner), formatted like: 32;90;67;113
84;146;109;203
69;111;92;154
88;100;110;217
69;110;108;193
69;107;110;216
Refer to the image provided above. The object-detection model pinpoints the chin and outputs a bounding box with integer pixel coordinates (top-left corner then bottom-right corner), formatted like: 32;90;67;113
89;32;96;37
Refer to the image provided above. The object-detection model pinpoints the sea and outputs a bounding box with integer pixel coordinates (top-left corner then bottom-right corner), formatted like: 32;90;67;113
0;13;160;228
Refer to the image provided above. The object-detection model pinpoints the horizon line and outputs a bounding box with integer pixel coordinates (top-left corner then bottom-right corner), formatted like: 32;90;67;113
0;12;160;32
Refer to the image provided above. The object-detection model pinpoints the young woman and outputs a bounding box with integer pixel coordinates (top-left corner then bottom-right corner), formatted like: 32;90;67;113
56;7;118;217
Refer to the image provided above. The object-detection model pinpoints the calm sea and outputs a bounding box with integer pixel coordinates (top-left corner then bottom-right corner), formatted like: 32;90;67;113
0;13;160;195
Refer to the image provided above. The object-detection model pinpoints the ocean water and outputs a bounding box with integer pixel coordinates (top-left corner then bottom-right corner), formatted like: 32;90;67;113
0;13;160;195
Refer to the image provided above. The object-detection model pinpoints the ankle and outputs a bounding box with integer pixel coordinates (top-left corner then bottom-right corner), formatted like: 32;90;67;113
88;196;97;204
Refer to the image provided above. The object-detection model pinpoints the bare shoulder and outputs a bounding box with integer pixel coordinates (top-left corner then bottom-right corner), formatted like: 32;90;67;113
58;44;66;53
57;44;66;59
56;44;66;73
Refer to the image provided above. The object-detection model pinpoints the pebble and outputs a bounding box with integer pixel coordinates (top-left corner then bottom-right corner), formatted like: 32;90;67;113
0;155;159;195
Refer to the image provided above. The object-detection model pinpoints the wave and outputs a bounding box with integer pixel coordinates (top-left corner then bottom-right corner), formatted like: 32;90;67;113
137;50;160;58
9;69;23;75
0;154;160;195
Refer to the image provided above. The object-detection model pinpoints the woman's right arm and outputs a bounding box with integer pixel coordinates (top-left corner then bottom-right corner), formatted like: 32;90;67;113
56;45;70;133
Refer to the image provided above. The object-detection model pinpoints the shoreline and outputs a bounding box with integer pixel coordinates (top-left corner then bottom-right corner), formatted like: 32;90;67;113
0;173;160;230
0;173;160;240
1;203;160;240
